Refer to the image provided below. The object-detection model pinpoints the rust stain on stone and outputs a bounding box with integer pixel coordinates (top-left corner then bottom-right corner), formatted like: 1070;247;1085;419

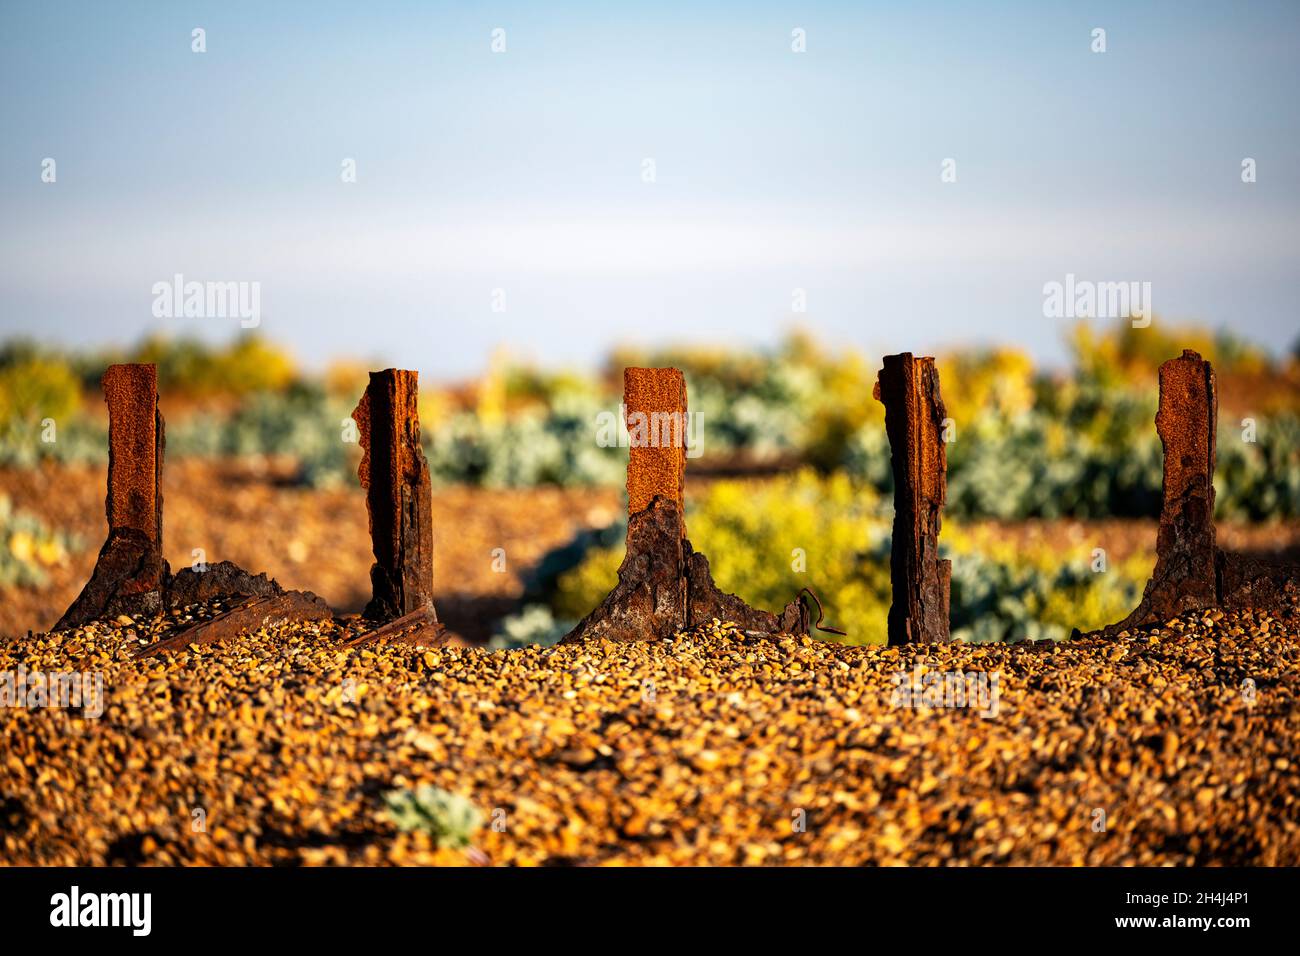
875;353;951;645
352;369;437;622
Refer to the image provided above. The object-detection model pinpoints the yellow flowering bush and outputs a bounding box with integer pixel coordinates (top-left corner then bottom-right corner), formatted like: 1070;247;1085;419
0;495;78;587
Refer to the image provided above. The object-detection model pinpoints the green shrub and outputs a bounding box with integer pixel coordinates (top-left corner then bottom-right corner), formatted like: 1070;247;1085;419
0;346;89;467
131;335;298;398
488;604;572;649
382;785;483;848
425;392;624;488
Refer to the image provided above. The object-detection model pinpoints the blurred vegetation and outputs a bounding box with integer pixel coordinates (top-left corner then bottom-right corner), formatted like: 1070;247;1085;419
0;495;79;588
135;335;298;398
1;321;1297;520
1068;321;1272;387
382;785;482;848
492;470;1149;647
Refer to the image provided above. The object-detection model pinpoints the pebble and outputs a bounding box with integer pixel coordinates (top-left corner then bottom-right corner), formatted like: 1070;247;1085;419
1;593;1297;865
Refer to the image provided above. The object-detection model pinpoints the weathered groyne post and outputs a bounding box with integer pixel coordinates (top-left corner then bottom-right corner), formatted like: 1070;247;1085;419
564;367;691;642
624;367;688;528
875;353;951;646
1119;349;1219;628
56;364;167;629
1082;348;1298;638
562;367;811;643
353;369;437;621
345;368;445;647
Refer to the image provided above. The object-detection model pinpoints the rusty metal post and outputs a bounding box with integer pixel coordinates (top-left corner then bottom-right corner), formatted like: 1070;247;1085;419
103;363;164;547
875;353;951;645
55;364;167;629
562;366;811;643
1082;348;1300;636
624;367;687;521
1148;349;1219;612
352;369;437;622
562;367;690;642
1104;350;1219;633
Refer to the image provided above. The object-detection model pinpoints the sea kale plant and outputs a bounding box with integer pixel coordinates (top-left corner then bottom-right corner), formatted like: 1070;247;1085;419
382;785;483;849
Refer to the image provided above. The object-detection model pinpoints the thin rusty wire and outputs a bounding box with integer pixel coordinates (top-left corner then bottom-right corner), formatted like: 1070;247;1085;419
798;587;847;636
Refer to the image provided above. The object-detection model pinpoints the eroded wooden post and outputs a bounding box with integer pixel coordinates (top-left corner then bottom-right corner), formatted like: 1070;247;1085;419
1149;349;1219;612
562;368;690;642
1107;350;1218;632
1076;345;1299;639
562;367;811;644
55;364;167;629
875;353;950;645
624;367;688;522
352;369;436;622
103;364;164;547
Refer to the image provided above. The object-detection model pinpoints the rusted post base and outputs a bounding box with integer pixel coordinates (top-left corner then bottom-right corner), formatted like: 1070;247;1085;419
55;365;168;630
1217;549;1300;611
165;561;283;608
874;353;951;646
562;368;811;644
136;591;331;658
353;369;438;623
57;364;334;642
342;607;447;648
1108;350;1218;632
562;496;809;644
1089;349;1299;637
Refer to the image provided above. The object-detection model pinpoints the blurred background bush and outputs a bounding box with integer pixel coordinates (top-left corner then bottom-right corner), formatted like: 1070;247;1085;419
4;322;1296;516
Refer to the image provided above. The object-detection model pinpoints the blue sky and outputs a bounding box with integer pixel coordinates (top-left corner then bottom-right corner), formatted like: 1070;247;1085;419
2;0;1298;378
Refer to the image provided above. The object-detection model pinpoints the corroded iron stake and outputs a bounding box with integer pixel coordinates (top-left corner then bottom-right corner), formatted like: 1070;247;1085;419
55;364;167;629
353;369;437;622
875;353;951;645
563;367;809;643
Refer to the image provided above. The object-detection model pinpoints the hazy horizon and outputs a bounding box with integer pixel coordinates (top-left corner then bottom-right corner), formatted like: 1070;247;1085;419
3;1;1298;377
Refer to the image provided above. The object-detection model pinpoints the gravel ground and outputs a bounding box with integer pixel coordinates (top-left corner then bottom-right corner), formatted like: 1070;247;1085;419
2;593;1297;866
